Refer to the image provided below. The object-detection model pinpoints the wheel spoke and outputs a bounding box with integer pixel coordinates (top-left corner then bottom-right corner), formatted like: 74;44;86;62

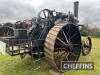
43;10;46;18
57;37;69;47
62;30;69;44
70;33;78;40
55;48;66;51
66;25;71;41
6;30;9;36
66;25;70;35
55;40;65;47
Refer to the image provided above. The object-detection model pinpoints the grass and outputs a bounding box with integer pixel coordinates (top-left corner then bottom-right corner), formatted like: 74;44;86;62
0;38;100;75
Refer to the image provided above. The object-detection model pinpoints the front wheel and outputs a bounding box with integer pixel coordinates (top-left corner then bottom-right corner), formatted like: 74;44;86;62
82;37;92;56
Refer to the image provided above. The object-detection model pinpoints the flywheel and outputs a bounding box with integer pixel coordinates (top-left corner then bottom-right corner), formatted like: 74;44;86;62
0;26;14;37
44;23;82;71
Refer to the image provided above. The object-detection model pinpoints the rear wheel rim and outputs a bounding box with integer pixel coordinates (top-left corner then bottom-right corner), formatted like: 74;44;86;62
44;24;81;71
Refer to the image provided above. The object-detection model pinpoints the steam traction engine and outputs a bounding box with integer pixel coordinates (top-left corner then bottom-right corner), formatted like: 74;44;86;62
0;1;92;71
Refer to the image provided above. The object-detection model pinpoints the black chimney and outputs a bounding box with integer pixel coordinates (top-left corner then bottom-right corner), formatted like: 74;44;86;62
74;1;79;18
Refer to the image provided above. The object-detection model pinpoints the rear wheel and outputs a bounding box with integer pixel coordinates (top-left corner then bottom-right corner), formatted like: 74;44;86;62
44;24;81;71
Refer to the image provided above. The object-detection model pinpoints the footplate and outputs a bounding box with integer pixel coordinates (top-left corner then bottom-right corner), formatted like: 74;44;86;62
0;37;30;56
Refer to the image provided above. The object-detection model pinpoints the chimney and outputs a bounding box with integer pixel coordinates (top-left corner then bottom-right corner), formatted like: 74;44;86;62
74;1;79;18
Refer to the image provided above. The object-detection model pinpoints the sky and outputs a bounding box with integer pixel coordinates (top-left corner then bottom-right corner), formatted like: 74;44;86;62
0;0;100;28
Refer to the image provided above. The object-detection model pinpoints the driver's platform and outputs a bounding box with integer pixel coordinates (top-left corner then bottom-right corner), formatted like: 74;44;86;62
0;37;30;56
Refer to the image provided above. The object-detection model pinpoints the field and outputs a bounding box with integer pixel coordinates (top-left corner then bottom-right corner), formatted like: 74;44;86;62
0;38;100;75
